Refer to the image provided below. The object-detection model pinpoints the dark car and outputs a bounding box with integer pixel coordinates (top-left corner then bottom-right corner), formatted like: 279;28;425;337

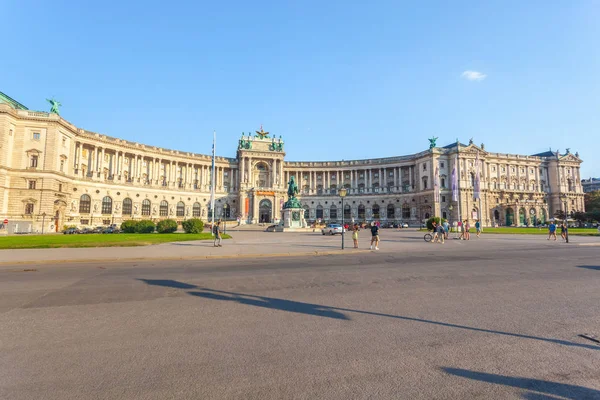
63;228;78;234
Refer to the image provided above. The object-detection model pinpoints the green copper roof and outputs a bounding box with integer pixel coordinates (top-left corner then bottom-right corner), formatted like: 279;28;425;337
0;91;29;110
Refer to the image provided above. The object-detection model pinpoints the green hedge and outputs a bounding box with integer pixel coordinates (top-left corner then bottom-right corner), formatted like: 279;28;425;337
426;217;447;231
182;218;204;234
136;220;156;233
121;220;138;233
120;220;156;233
157;219;178;233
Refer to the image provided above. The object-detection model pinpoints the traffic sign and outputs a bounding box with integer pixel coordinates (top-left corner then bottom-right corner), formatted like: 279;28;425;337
3;219;7;224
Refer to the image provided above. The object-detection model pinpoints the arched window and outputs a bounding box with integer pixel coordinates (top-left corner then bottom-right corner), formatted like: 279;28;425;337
344;204;351;220
122;198;132;216
422;177;428;190
176;201;185;217
330;184;337;195
358;205;366;219
303;205;309;219
387;204;395;219
79;194;91;214
402;204;410;219
494;210;500;221
470;173;475;187
160;201;168;217
316;205;324;219
372;204;380;219
358;183;365;193
372;183;379;193
101;196;112;215
193;202;201;217
142;199;151;216
330;205;337;220
223;203;231;219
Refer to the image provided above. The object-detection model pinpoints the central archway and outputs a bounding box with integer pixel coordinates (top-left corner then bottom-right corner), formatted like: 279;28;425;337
259;199;272;223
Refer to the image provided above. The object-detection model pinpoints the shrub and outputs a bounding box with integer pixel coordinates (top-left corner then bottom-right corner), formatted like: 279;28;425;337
182;218;204;234
136;219;156;233
156;219;178;233
121;220;138;233
426;217;446;231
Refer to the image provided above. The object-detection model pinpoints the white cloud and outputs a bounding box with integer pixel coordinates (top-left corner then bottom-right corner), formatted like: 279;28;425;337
461;70;487;81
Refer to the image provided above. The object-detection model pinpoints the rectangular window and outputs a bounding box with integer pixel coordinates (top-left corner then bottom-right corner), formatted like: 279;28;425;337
359;174;364;178
80;219;89;225
30;155;38;168
28;180;36;189
25;203;34;214
58;184;63;192
223;185;229;192
374;173;379;178
389;171;394;177
440;162;445;168
103;219;111;225
62;137;67;147
60;160;64;172
441;195;446;203
423;163;427;171
224;171;229;177
32;132;41;140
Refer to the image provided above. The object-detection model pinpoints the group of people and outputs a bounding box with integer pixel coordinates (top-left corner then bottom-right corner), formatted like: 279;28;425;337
431;220;482;244
547;221;569;241
350;222;381;250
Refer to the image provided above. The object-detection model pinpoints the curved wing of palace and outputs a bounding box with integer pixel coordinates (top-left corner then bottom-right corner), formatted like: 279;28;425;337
0;92;586;233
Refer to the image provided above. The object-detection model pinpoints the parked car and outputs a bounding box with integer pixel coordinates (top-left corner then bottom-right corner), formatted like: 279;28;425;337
401;223;409;228
321;223;344;235
80;228;93;234
63;228;78;234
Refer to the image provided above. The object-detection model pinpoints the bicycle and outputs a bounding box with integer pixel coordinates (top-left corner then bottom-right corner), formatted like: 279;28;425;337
423;232;433;242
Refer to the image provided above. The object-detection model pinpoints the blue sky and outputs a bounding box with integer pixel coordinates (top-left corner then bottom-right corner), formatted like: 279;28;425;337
2;1;599;176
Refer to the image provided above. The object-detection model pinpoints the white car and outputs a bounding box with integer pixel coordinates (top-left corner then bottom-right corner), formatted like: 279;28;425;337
321;224;344;235
402;223;409;228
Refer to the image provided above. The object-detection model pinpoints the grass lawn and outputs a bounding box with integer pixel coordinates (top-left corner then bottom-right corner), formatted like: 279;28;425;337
428;227;599;236
0;233;232;250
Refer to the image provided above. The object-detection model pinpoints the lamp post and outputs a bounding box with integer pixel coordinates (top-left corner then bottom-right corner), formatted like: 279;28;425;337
339;187;347;249
222;204;227;235
448;204;454;233
561;194;568;243
41;212;47;234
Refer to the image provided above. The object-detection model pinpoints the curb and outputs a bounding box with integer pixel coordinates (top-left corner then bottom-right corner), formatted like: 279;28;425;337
0;249;368;267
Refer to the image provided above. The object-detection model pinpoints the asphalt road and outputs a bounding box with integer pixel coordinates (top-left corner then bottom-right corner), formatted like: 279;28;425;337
1;241;599;399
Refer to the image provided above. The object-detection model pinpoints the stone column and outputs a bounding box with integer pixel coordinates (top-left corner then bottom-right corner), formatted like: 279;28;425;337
368;169;372;192
382;168;386;190
119;152;124;179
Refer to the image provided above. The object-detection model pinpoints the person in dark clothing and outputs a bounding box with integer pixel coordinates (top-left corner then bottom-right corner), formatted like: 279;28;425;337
370;222;380;250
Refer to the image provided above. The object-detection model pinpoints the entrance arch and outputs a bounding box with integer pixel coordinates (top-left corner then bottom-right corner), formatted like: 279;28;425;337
529;208;537;225
519;208;526;226
259;199;272;223
506;208;514;226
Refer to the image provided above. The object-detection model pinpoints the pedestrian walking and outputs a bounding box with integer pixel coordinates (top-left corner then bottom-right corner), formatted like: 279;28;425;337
433;221;445;244
213;220;222;247
443;220;450;240
560;222;567;241
458;220;464;240
432;221;439;243
464;220;471;240
548;221;557;241
369;222;380;250
352;224;359;248
475;220;481;237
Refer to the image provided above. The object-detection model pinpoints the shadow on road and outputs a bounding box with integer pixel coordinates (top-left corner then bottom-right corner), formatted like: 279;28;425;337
577;265;600;271
442;367;600;399
138;280;600;351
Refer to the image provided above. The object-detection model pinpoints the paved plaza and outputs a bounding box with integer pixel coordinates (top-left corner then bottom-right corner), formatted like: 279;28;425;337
1;231;599;399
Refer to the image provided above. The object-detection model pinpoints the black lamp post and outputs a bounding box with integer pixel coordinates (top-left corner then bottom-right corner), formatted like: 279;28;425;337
223;204;227;235
41;212;47;234
339;187;347;249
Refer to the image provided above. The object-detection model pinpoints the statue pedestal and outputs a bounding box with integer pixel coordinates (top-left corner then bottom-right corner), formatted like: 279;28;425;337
274;207;305;232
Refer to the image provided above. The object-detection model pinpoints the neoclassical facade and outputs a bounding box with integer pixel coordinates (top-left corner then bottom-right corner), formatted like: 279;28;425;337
0;93;585;233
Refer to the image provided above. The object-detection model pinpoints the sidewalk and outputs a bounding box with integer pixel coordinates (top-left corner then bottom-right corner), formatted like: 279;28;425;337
0;230;598;266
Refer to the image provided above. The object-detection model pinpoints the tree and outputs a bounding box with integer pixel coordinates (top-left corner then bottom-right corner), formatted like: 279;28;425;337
586;209;600;223
571;211;587;227
426;216;447;231
584;191;600;212
136;220;156;233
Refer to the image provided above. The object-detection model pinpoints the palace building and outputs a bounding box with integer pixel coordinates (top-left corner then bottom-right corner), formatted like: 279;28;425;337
0;92;585;233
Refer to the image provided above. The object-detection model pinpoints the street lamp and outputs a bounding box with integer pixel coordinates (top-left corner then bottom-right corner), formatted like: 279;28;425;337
222;204;227;235
448;204;454;233
41;212;47;234
339;187;347;249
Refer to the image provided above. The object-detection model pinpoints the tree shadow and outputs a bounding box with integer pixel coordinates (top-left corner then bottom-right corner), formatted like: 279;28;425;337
137;279;197;289
577;266;600;271
136;281;600;351
442;367;600;400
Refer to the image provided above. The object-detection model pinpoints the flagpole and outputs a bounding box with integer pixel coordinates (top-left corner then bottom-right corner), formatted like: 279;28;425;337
210;131;216;236
455;154;461;237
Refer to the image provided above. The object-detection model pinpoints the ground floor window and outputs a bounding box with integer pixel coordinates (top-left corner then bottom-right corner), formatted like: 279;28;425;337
316;205;324;220
80;219;89;225
193;203;201;217
387;204;395;219
358;205;366;219
103;219;110;225
25;203;34;214
402;205;410;219
330;206;337;219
